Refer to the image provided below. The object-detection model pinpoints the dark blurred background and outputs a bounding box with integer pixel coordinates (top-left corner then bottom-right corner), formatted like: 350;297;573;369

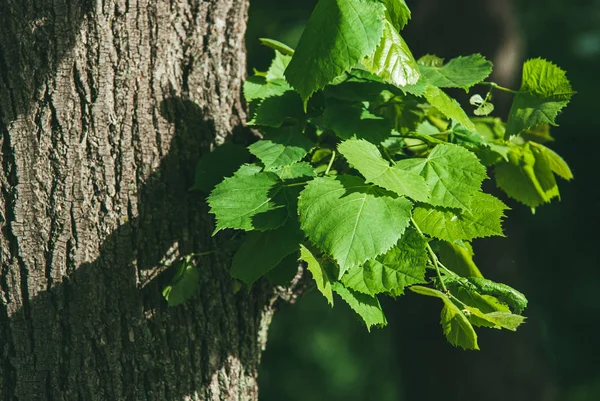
246;1;600;400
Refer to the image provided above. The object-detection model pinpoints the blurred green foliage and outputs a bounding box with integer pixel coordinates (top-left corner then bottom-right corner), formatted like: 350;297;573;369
247;1;600;400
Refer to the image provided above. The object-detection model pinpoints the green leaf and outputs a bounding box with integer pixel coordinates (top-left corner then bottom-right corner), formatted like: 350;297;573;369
162;259;200;307
395;143;487;210
319;100;394;143
363;20;420;88
332;282;387;331
233;164;263;177
266;251;300;286
248;126;314;170
441;301;479;350
266;50;293;81
424;85;477;131
272;162;316;180
338;138;430;202
285;0;386;103
299;244;336;306
249;91;305;127
506;58;574;136
342;228;428;296
409;286;479;350
465;277;528;314
230;220;304;286
436;241;483;278
470;94;495;116
244;76;291;102
412;192;509;242
495;143;560;208
298;175;412;277
382;0;411;30
192;143;250;192
530;142;573;180
208;171;287;232
259;37;295;56
419;54;493;90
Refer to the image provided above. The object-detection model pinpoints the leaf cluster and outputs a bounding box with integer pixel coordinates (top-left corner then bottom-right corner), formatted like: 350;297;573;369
183;0;573;350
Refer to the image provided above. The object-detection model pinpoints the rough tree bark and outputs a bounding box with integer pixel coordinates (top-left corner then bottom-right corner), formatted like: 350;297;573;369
0;0;276;400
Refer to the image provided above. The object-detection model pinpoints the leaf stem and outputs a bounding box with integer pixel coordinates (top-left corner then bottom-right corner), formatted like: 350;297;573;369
411;217;448;293
479;81;518;94
325;150;336;175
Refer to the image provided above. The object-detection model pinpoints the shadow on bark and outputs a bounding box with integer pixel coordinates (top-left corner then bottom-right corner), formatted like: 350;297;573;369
2;97;270;400
0;0;95;123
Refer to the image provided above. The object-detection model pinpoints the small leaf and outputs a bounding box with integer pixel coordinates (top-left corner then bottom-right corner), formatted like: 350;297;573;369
192;143;250;192
419;54;493;90
248;126;314;170
342;228;428;296
465;277;528;314
332;282;387;331
266;50;293;81
208;171;287;232
272;162;316;180
338;138;430;202
424;85;477;131
319;100;394;144
249;91;305;127
298;175;412;277
244;76;291;102
162;259;200;307
382;0;411;30
529;142;573;180
409;286;479;350
230;220;304;286
363;20;420;88
395;143;487;210
436;240;483;278
506;58;575;136
259;37;295;56
441;301;479;350
495;143;560;207
299;244;335;306
285;0;386;103
412;192;509;242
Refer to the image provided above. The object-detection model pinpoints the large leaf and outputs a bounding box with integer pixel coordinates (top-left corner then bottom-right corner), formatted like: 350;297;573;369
248;126;314;170
299;244;336;305
395;143;487;210
342;228;428;296
506;58;574;136
412;192;509;242
363;20;420;88
285;0;386;103
419;54;493;90
230;221;304;286
298;175;412;277
332;282;387;331
338;138;430;202
424;85;477;131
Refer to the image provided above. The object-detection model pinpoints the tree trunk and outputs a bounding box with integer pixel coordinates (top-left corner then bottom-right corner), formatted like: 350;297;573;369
0;1;275;400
